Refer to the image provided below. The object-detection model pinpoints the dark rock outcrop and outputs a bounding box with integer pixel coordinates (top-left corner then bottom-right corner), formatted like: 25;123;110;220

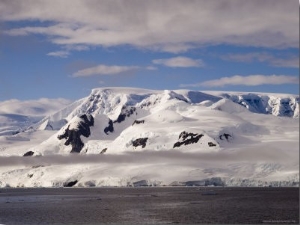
140;101;152;109
104;120;114;134
208;142;217;147
104;106;137;134
58;127;84;153
63;180;78;187
100;148;107;154
23;151;34;157
132;120;145;125
116;106;136;123
173;131;203;148
219;133;232;141
132;138;148;148
58;114;94;153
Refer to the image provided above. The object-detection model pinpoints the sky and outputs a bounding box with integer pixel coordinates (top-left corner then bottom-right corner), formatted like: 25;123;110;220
0;0;299;101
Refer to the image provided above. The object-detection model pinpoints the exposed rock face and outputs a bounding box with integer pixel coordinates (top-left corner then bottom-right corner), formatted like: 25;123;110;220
208;142;217;147
58;114;94;153
104;120;114;134
219;133;232;141
23;151;34;157
63;180;78;187
132;138;148;148
100;148;107;154
116;106;136;123
173;131;203;148
132;120;145;125
104;106;137;134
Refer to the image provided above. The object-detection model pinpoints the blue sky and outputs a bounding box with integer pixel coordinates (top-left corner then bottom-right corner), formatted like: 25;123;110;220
0;0;299;101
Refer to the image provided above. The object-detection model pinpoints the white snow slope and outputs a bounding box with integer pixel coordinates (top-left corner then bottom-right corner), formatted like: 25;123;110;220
0;88;298;187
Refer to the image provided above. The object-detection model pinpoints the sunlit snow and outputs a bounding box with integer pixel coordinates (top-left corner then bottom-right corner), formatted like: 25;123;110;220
0;88;298;187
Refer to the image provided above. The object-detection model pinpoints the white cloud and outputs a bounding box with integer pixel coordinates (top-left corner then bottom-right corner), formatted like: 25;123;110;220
270;57;299;68
156;44;196;54
46;45;89;58
64;45;90;51
153;56;204;68
47;51;69;58
181;75;299;87
72;65;140;77
0;98;72;116
221;53;272;63
1;0;298;52
221;53;299;68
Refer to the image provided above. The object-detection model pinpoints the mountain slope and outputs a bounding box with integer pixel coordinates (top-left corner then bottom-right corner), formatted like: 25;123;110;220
0;88;298;187
205;91;299;117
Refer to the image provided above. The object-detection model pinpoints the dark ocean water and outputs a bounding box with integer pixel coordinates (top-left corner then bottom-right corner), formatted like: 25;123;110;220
0;187;298;225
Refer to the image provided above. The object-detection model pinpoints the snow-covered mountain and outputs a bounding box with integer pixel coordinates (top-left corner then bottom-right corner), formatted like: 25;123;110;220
206;91;299;117
0;98;72;136
0;88;298;187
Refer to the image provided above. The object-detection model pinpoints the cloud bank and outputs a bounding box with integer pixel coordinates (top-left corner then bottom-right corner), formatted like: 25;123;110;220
221;53;299;68
181;75;299;87
0;98;72;116
153;56;204;68
72;65;140;77
1;0;298;52
0;147;293;167
47;51;69;58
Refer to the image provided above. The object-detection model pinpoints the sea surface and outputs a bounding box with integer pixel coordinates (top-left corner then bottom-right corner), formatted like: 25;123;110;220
0;187;298;224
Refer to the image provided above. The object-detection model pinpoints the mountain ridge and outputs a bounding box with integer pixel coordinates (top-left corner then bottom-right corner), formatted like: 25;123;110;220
0;87;298;187
30;88;300;134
